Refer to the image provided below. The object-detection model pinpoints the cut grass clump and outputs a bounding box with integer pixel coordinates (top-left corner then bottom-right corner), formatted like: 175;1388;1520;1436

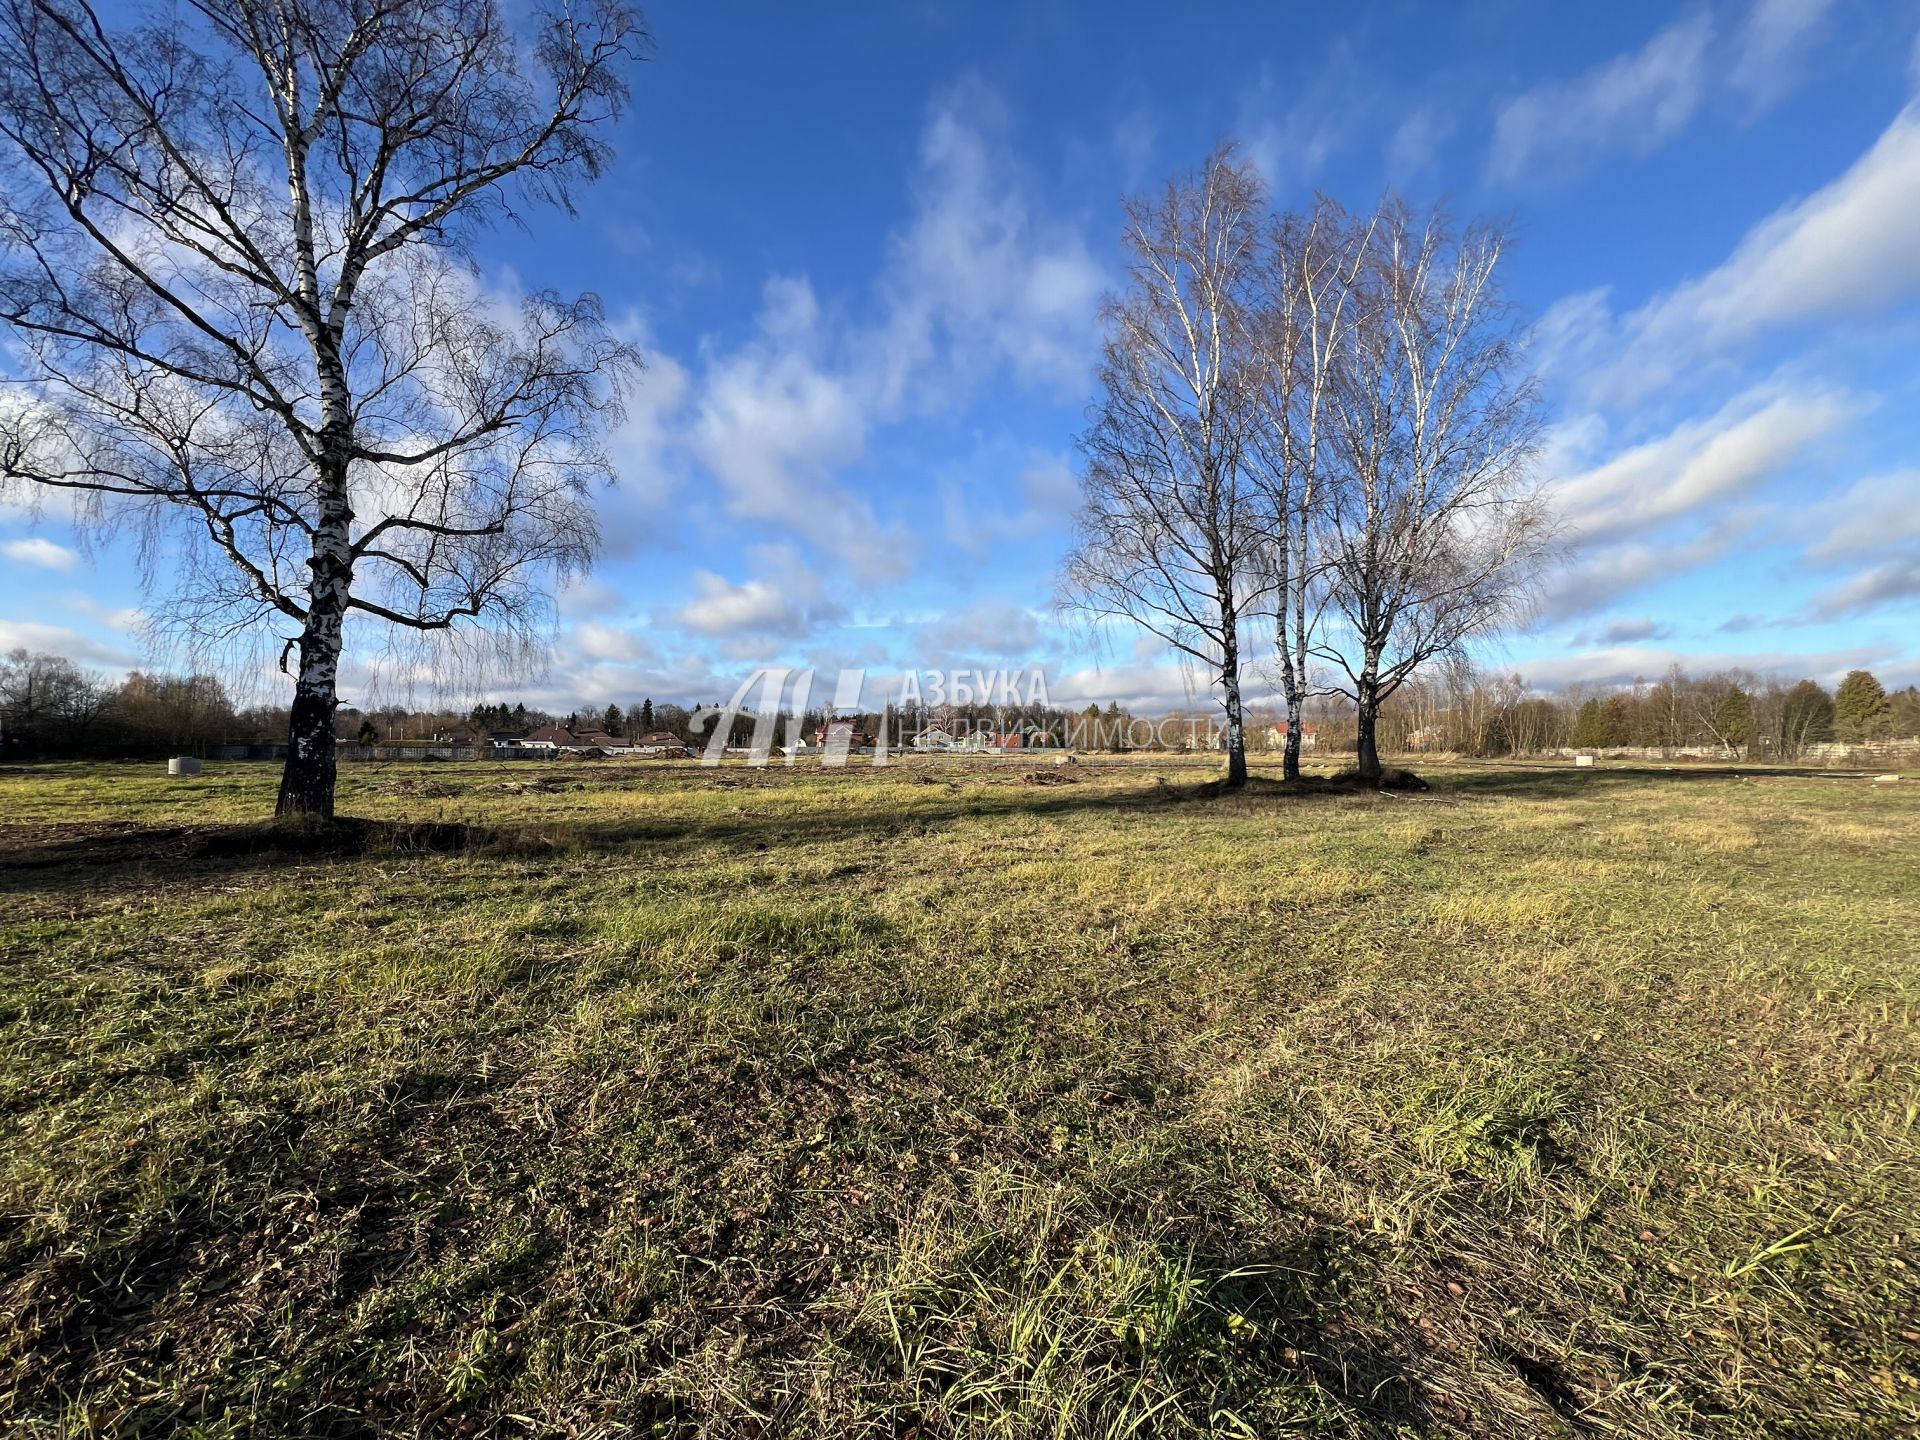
862;1174;1347;1436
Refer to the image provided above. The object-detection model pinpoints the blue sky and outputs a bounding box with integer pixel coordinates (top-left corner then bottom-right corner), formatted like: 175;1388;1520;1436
4;0;1920;714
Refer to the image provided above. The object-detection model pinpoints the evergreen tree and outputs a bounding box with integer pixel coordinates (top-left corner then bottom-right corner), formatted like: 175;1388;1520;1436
601;703;624;737
357;718;378;745
641;698;655;732
1570;697;1610;748
1711;686;1752;749
1602;694;1634;745
1833;669;1890;743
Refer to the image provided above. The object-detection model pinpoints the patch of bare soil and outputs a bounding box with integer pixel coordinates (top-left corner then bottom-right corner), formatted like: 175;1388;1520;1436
1020;768;1080;786
375;778;457;798
497;778;576;795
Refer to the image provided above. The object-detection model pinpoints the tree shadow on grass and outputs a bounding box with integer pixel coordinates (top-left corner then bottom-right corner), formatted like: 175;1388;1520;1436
1427;763;1887;801
11;762;1846;900
0;815;482;892
0;776;1403;899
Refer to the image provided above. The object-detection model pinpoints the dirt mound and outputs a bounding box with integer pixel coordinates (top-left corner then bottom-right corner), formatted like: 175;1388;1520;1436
498;778;575;795
377;778;456;798
1020;768;1080;786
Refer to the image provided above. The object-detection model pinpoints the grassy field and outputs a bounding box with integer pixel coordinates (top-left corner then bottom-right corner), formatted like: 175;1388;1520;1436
1;756;1916;1438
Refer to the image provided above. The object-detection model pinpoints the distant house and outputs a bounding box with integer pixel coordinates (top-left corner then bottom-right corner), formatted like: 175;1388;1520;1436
911;725;955;750
520;724;573;750
989;729;1048;750
432;724;478;745
815;719;874;749
570;730;631;754
1265;721;1318;751
631;730;690;756
486;729;526;747
521;724;636;755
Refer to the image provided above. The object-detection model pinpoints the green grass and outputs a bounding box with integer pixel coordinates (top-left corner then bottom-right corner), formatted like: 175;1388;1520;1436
2;755;1916;1437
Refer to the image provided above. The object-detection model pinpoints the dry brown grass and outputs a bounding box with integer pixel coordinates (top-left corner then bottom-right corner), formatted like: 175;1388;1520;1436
1;756;1916;1437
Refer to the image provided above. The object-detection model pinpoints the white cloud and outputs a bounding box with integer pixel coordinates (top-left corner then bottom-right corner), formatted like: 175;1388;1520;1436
916;599;1045;662
556;576;631;618
1730;0;1835;106
61;592;145;633
1490;13;1713;181
675;573;808;638
1519;641;1894;690
1111;109;1158;187
598;339;692;553
941;454;1080;557
876;83;1104;403
686;277;907;578
1386;104;1457;182
1807;469;1920;561
1539;522;1754;622
649;88;1102;587
572;621;656;663
1531;288;1618;383
2;536;79;571
1575;616;1672;646
1631;105;1920;347
0;617;139;669
1048;658;1250;717
691;293;864;485
1811;557;1920;618
1235;44;1369;199
1550;384;1857;544
1538;385;1855;621
670;545;846;641
1553;106;1920;402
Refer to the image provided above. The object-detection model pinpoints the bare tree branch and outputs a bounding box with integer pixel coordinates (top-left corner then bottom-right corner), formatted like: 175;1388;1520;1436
0;0;647;817
1060;148;1273;787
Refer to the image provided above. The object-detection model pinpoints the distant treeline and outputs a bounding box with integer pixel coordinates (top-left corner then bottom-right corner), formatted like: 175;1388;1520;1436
5;647;1914;762
1350;664;1919;759
0;649;289;760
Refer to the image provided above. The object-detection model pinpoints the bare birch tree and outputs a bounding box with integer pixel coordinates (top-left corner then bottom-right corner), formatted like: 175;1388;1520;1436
0;0;644;818
1061;149;1268;787
1315;201;1550;782
1249;197;1374;780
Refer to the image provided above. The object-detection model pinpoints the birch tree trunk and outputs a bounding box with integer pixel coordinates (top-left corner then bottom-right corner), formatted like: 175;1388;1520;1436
1220;586;1248;786
1310;201;1549;784
1355;657;1384;782
1061;148;1270;794
277;470;353;818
